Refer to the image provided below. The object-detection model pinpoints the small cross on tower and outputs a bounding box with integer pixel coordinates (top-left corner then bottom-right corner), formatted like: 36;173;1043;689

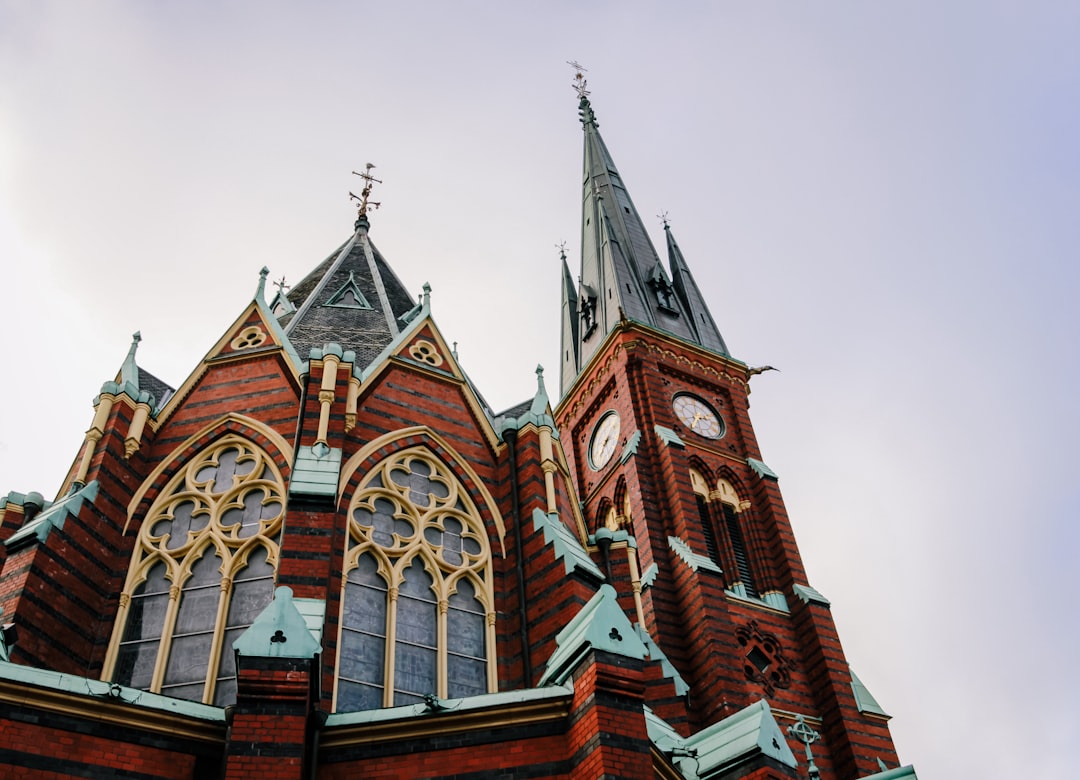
787;716;822;780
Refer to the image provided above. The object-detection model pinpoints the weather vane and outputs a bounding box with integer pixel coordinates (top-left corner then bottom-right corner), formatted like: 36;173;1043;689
556;240;567;259
273;276;289;294
568;60;589;99
658;210;670;228
349;163;382;217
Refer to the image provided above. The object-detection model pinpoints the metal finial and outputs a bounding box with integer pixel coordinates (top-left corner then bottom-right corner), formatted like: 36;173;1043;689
350;163;383;219
272;276;289;294
556;240;567;260
658;211;670;228
787;716;822;780
568;60;590;99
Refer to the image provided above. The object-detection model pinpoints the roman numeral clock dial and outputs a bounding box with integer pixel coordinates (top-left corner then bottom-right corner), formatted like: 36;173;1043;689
673;394;724;439
589;411;621;470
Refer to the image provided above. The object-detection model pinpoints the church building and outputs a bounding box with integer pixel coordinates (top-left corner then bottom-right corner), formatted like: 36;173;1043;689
0;77;917;780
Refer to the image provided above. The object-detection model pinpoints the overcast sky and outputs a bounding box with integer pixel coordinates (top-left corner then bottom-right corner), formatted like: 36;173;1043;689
2;3;1078;778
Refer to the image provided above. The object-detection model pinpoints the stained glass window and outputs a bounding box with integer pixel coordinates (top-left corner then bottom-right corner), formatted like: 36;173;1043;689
337;447;493;711
107;436;284;705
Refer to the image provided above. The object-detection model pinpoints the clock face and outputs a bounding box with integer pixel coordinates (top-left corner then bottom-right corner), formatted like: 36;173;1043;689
589;412;621;470
673;394;724;439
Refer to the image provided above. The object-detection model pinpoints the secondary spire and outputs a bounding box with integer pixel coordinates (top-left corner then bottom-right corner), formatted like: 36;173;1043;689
559;68;730;395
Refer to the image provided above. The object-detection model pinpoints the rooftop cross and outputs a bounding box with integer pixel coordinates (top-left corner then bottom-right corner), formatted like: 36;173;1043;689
787;716;822;780
349;163;383;219
568;60;590;99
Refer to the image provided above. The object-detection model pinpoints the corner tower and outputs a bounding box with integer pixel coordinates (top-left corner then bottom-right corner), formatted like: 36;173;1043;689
555;77;902;780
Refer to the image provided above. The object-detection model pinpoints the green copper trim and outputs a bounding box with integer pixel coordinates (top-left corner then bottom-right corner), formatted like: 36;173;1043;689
500;366;558;435
747;457;778;480
654;425;685;448
293;597;327;647
4;481;98;551
0;657;224;721
793;583;831;607
850;666;890;718
532;509;604;580
646;699;797;779
634;624;689;695
860;765;918;780
668;535;722;575
640;562;658;589
620;430;642;463
325;679;574;728
325;270;374;309
538;584;648;686
289;445;342;499
252;266;306;373
234;586;321;659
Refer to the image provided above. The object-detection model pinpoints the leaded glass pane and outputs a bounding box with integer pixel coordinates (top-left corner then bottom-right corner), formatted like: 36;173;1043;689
447;579;486;698
447;580;485;657
447;655;487;699
354;498;413;547
154;500;209;551
394;559;436;702
338;555;387;711
390;459;449;507
164;552;221;698
220;489;281;537
115;563;170;690
213;546;274;705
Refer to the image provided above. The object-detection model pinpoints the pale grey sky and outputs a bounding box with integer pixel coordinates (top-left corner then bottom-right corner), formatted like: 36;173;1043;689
2;3;1078;777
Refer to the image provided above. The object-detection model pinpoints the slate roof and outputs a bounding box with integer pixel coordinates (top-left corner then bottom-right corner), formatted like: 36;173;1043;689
281;226;417;366
138;367;175;412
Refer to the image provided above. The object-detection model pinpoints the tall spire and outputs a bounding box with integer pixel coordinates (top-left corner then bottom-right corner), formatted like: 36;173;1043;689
560;67;729;395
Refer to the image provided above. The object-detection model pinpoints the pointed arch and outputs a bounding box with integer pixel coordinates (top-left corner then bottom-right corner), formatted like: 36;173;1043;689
127;414;294;533
104;433;285;705
335;438;496;711
339;426;505;551
688;463;723;570
593;497;614;534
713;466;760;598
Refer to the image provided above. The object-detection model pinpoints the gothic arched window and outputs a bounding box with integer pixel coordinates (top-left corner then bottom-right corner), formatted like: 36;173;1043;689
690;469;757;597
105;436;284;705
336;447;494;712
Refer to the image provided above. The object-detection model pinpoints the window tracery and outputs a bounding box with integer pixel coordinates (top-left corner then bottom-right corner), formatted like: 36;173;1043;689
105;436;284;706
336;447;494;712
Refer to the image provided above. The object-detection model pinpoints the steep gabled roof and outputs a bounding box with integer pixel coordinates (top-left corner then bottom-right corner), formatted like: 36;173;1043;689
281;221;417;367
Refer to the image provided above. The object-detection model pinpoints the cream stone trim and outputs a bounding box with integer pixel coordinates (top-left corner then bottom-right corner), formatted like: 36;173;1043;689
356;315;503;454
126;414;293;531
338;426;506;549
345;375;361;432
153;300;302;431
314;352;341;449
124;402;152;458
627;546;646;627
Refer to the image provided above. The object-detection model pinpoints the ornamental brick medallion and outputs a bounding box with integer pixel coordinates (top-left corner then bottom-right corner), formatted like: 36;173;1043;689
735;620;792;696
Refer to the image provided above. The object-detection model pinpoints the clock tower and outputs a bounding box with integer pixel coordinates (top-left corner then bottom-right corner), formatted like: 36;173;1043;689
555;83;901;779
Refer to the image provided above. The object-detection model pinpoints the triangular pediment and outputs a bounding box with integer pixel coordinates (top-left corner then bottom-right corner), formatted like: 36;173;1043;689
324;271;372;310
